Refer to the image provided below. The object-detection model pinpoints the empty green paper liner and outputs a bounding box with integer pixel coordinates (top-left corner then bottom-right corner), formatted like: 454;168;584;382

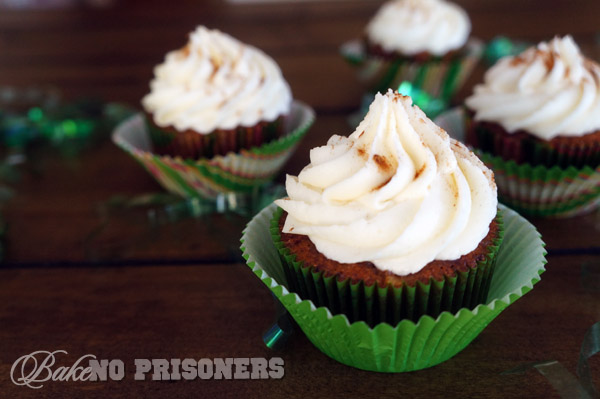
241;203;546;372
269;207;504;327
112;101;314;199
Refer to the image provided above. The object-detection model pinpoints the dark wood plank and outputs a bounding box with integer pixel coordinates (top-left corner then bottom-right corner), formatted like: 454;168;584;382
1;254;599;397
1;138;250;264
1;0;599;109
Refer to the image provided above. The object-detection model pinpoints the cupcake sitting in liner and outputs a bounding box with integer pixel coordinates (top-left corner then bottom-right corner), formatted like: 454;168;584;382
113;26;314;199
243;91;545;372
142;26;293;159
272;90;504;327
341;0;483;104
465;35;600;217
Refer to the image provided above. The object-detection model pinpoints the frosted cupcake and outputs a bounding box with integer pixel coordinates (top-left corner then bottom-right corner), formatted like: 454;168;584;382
142;26;292;159
465;36;600;217
272;90;503;326
342;0;483;105
366;0;470;61
113;27;314;200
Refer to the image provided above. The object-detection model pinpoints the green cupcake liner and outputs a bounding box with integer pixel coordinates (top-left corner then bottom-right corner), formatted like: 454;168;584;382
112;101;314;199
269;207;504;327
477;151;600;218
340;38;484;103
241;203;546;372
436;108;600;218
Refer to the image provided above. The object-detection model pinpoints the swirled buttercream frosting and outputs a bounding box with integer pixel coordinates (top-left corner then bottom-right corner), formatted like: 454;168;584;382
142;26;292;133
275;90;497;275
466;36;600;139
365;0;470;56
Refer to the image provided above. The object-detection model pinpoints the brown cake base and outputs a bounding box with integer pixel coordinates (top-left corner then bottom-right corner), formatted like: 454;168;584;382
146;114;286;159
272;208;504;325
364;38;464;63
278;211;501;288
465;110;600;168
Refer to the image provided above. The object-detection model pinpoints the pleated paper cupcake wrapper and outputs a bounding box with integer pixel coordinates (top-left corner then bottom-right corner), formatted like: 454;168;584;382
147;116;285;159
112;101;314;199
269;207;504;328
477;151;600;218
435;108;600;218
241;203;546;372
340;38;484;102
465;115;600;170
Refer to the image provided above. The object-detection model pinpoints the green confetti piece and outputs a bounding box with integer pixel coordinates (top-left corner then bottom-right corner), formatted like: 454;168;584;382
483;36;531;66
398;81;448;119
27;107;43;122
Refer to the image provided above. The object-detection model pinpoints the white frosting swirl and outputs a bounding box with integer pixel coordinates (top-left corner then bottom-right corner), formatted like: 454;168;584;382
466;36;600;139
142;26;292;133
275;90;497;276
366;0;471;56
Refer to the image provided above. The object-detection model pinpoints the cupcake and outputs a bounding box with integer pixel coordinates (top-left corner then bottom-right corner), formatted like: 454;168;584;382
365;0;470;61
272;90;503;326
142;26;293;159
242;191;545;373
113;27;314;200
465;35;600;217
342;0;483;107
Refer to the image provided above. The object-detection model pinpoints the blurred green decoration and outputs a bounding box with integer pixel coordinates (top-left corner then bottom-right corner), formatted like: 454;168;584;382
396;37;531;118
483;36;530;66
85;184;285;257
397;81;447;119
0;88;135;154
100;183;287;226
0;86;136;261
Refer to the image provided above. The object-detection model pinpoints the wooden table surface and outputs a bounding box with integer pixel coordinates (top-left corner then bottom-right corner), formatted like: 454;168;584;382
1;1;600;398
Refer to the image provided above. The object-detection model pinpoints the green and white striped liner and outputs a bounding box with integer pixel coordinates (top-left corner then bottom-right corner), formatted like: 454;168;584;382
477;152;600;218
241;203;546;372
112;101;314;199
435;108;600;218
341;38;484;102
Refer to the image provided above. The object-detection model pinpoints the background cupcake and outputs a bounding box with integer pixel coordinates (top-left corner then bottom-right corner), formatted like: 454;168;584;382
465;35;600;217
142;26;293;159
342;0;483;114
365;0;470;61
113;26;314;200
273;90;503;326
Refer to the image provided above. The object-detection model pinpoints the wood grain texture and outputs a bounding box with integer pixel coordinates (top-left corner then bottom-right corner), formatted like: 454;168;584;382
1;0;599;109
1;255;600;398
